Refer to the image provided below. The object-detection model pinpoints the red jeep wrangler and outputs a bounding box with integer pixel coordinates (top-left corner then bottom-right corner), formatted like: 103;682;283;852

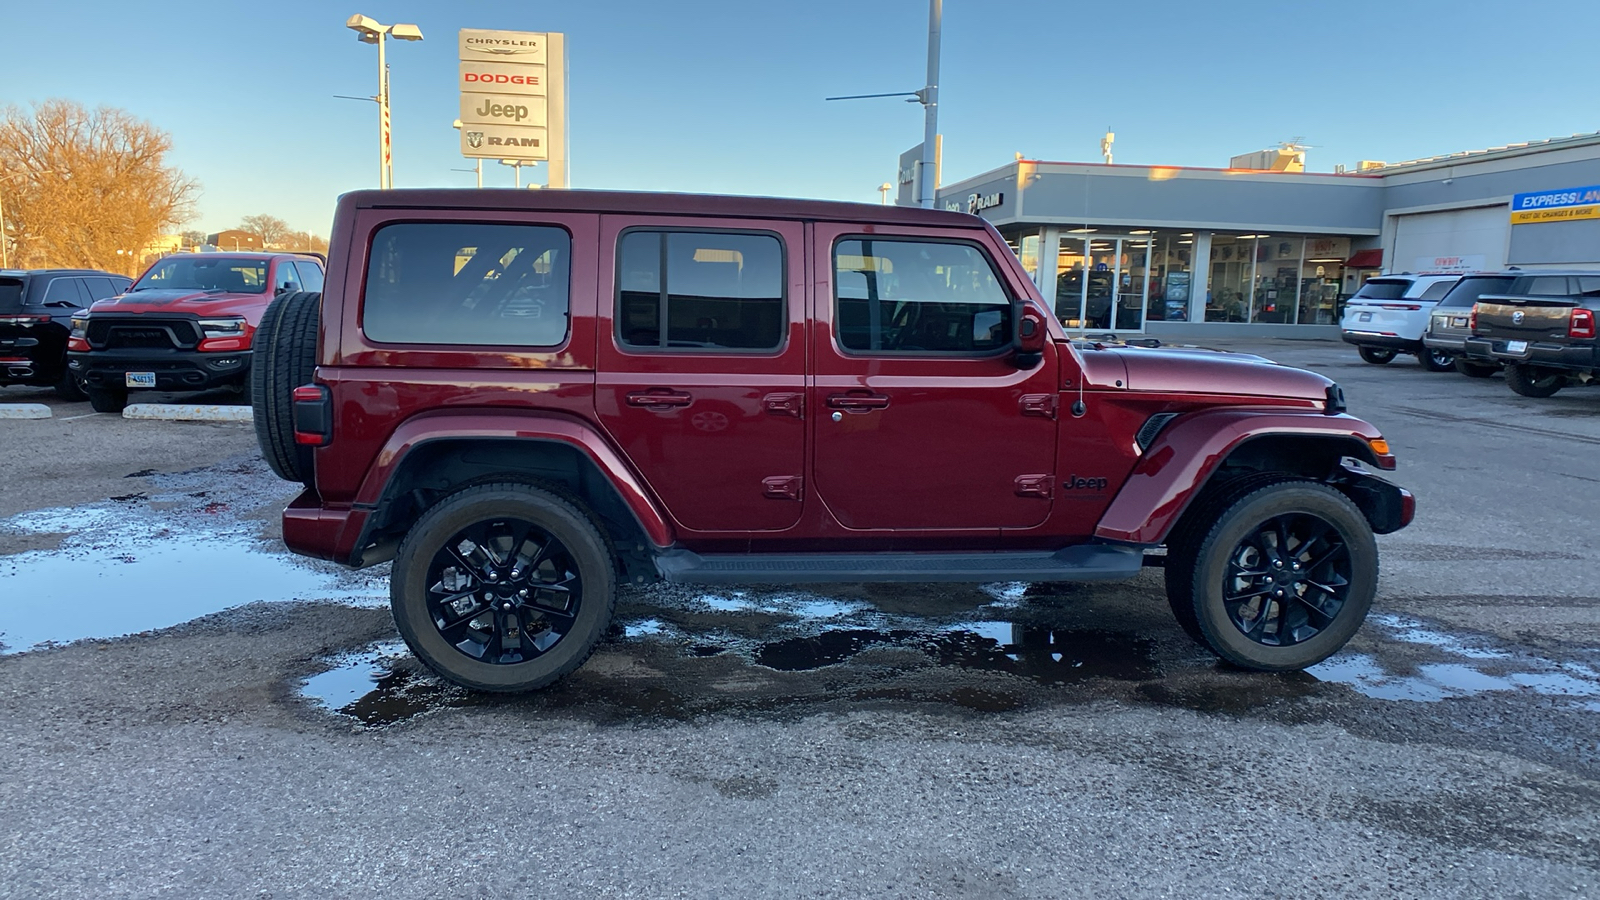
67;251;325;412
254;189;1413;693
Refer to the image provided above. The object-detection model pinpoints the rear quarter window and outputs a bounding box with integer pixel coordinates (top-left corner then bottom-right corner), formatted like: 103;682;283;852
1436;276;1513;308
1351;279;1410;301
362;222;572;347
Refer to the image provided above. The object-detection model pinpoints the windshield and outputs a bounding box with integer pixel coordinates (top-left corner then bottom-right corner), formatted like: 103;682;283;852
1437;275;1514;308
132;257;268;294
1351;279;1410;301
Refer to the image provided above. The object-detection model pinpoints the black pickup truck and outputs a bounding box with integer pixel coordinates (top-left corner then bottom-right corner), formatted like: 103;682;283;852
1461;272;1600;397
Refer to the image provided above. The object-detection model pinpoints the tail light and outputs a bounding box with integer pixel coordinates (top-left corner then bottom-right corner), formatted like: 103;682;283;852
1468;306;1478;332
292;384;332;446
1379;304;1422;311
0;314;50;326
1571;308;1597;339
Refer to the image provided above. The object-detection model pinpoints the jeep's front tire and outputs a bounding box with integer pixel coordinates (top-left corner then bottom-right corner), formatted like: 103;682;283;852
1168;480;1377;671
251;289;321;486
390;483;616;693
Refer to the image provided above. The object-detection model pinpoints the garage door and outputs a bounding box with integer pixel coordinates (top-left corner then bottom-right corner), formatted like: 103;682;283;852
1391;205;1507;271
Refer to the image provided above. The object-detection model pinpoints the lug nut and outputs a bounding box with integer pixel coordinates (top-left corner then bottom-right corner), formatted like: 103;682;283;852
486;572;498;582
518;589;529;598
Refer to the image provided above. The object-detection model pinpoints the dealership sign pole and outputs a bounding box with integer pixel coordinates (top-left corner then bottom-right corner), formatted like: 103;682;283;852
458;28;568;187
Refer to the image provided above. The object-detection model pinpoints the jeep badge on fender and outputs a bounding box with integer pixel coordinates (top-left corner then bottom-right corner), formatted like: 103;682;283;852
254;188;1414;695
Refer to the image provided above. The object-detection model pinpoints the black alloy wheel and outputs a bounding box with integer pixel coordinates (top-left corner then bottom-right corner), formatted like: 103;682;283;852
1219;513;1352;648
425;518;584;666
390;483;614;693
1357;346;1396;365
1174;479;1376;671
1418;348;1455;372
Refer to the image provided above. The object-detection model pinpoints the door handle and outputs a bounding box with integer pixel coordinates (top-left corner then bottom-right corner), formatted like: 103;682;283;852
625;390;693;408
826;393;890;410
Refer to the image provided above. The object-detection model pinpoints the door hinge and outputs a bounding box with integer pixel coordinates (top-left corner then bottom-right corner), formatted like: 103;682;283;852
1020;393;1056;419
1014;474;1053;499
762;475;803;501
762;392;804;418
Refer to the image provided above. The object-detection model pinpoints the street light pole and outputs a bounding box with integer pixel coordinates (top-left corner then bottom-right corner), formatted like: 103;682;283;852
347;14;423;190
919;0;941;210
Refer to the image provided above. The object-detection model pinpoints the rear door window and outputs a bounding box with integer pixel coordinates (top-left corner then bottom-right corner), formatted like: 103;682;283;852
833;238;1011;355
1526;276;1571;296
41;277;89;307
1351;279;1410;301
363;222;572;347
615;231;785;351
1416;281;1456;302
291;261;325;292
83;277;120;300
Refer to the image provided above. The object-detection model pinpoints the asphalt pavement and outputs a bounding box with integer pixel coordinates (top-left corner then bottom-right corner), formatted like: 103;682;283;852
0;342;1596;899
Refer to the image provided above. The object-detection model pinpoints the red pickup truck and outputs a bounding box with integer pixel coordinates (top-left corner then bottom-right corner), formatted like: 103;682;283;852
67;251;324;412
252;189;1413;693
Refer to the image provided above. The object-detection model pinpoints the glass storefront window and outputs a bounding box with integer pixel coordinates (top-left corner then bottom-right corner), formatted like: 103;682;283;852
1252;237;1301;323
1146;232;1194;322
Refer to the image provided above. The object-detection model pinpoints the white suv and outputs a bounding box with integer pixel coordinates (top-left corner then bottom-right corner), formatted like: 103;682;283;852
1340;273;1462;370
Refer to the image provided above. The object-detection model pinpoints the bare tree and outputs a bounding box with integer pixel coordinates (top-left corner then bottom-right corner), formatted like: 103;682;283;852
0;100;199;275
239;214;291;249
180;229;207;250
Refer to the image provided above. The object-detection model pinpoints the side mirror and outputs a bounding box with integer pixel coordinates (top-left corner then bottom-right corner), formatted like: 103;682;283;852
1014;305;1046;368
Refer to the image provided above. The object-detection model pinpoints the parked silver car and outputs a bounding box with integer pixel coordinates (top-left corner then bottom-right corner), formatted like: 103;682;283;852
1422;272;1515;377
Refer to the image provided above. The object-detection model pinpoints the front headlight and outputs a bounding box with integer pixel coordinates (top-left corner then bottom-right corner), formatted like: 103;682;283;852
198;317;247;337
70;316;89;339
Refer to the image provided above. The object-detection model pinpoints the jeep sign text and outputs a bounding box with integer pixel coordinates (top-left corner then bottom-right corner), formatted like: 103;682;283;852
459;93;547;129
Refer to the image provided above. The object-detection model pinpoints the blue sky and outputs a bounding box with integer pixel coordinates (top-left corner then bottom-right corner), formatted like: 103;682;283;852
5;0;1598;235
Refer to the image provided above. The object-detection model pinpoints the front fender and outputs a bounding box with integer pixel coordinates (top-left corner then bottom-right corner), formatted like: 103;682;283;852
353;408;675;548
1093;408;1391;544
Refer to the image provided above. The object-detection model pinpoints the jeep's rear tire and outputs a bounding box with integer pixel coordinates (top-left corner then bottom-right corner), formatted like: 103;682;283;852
1454;358;1497;378
1505;364;1565;398
251;290;321;485
390;483;616;693
1169;480;1376;672
1417;348;1454;372
1357;346;1396;365
87;385;127;414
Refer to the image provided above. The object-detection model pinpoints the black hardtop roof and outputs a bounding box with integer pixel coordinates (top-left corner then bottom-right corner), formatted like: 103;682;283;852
344;188;984;227
0;268;128;277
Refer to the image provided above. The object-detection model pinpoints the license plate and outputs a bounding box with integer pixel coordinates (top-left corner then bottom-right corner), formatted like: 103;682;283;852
1504;340;1528;354
1451;316;1469;327
1358;312;1372;322
125;372;156;388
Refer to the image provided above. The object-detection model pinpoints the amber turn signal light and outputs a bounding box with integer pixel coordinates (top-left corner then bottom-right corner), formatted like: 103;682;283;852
1368;438;1391;455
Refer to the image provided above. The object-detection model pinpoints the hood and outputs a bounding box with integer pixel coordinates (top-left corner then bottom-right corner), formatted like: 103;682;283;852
1080;344;1333;402
90;289;270;318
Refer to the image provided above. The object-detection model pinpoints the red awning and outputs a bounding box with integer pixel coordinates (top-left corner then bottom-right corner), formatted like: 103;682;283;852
1345;249;1383;269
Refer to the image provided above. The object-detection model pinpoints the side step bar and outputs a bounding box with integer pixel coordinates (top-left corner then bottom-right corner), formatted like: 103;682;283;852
654;544;1144;585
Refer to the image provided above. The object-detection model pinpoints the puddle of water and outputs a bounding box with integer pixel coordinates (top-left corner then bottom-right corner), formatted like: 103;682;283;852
0;505;385;654
1309;652;1600;708
1369;614;1511;660
979;582;1029;607
623;619;669;638
300;640;409;710
694;590;865;620
752;622;1158;686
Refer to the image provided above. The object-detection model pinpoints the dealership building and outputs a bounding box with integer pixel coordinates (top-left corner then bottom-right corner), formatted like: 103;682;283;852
926;132;1600;337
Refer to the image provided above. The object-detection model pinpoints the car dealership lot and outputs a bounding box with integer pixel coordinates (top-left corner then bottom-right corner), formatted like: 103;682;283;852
1;340;1597;898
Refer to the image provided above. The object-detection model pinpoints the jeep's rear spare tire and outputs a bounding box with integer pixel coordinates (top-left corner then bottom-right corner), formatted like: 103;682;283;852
1169;480;1377;671
251;290;320;485
389;483;616;693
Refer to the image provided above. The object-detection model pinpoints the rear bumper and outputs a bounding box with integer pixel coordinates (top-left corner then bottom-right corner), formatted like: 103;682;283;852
68;349;252;392
1341;331;1422;352
1461;337;1598;372
0;335;64;385
282;488;370;567
1421;330;1469;354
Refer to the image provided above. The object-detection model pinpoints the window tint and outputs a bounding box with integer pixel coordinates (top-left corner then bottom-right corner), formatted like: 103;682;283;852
616;231;784;351
834;238;1011;354
83;277;119;300
291;261;325;292
41;277;88;307
273;261;301;293
1527;275;1570;296
1352;279;1410;300
0;277;25;311
364;222;571;347
1417;281;1455;302
134;257;268;293
1578;276;1600;295
1436;275;1513;308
